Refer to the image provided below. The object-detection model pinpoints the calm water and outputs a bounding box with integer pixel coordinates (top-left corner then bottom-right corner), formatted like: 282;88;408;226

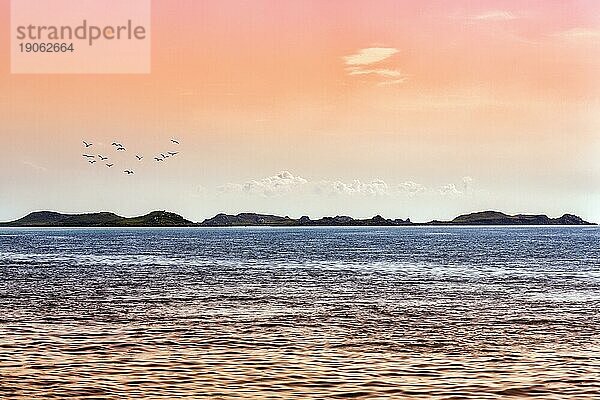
1;226;599;399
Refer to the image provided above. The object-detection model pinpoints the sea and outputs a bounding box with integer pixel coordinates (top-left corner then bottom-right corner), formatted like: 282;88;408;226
0;226;599;399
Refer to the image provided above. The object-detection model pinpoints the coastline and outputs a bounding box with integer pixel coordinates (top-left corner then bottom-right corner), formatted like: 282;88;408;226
0;210;595;228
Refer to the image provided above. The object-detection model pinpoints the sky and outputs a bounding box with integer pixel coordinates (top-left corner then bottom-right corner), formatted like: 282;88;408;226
1;0;599;222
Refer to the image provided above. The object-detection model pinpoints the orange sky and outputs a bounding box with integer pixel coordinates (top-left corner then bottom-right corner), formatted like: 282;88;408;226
0;0;599;222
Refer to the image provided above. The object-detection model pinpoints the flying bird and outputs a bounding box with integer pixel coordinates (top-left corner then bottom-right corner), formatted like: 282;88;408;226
89;160;96;164
106;163;114;167
98;155;108;160
168;152;178;156
83;154;95;158
161;153;169;159
171;139;180;145
124;170;134;175
111;142;123;147
116;147;126;151
154;157;163;162
83;141;92;148
136;155;143;160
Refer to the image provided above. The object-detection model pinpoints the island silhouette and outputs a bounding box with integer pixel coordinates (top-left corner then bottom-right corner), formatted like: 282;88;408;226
0;210;594;227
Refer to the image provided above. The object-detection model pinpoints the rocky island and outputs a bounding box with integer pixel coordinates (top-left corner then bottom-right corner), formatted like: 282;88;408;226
0;210;594;227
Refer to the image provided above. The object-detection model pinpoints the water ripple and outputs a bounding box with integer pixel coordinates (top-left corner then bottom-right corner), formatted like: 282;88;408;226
0;226;599;398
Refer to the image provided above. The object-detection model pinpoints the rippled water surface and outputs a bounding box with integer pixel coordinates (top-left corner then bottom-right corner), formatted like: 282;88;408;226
1;226;599;399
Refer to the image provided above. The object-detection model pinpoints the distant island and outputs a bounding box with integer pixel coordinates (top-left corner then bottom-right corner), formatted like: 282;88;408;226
0;210;594;227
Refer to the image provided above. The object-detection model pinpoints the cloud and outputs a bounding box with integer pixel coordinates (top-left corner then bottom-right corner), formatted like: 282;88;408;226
439;177;475;197
314;179;390;196
219;172;480;201
471;10;517;21
347;67;404;78
220;172;395;197
377;78;409;86
552;28;600;39
438;183;462;196
397;181;427;196
343;47;407;86
219;171;308;197
462;176;473;193
22;160;48;172
343;47;398;66
449;10;521;22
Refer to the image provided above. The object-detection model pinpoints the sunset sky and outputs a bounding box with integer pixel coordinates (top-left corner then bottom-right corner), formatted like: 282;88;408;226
1;0;599;222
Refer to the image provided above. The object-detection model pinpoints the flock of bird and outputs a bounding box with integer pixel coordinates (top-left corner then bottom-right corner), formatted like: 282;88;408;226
81;139;181;175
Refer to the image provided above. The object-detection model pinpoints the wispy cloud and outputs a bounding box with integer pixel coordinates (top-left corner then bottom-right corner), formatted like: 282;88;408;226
471;10;518;21
347;67;404;78
450;10;522;22
377;78;409;86
551;28;600;39
343;47;406;86
343;47;398;66
22;160;48;172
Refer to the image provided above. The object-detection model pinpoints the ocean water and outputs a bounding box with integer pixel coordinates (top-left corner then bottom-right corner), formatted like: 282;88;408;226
0;226;599;399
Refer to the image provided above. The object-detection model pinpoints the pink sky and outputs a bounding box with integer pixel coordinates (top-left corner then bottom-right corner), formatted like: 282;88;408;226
0;0;599;222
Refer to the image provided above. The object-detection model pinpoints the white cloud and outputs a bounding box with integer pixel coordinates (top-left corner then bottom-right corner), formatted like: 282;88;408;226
315;179;390;196
347;67;404;78
219;172;480;201
219;171;308;197
439;183;462;196
438;177;476;197
377;78;409;86
471;10;517;21
343;47;398;66
552;28;600;39
220;172;394;197
449;10;521;22
461;176;474;193
343;47;407;86
397;181;427;196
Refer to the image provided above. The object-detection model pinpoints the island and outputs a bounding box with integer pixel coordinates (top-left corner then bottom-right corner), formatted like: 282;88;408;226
0;211;193;227
0;210;594;227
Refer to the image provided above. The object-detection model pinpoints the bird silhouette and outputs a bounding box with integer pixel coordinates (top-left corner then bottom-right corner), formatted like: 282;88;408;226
171;139;180;145
98;155;108;160
83;154;95;158
154;157;163;162
124;170;134;175
116;147;126;151
136;155;143;160
106;163;114;167
112;142;123;147
168;152;179;156
161;153;169;159
83;141;92;148
89;160;96;164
